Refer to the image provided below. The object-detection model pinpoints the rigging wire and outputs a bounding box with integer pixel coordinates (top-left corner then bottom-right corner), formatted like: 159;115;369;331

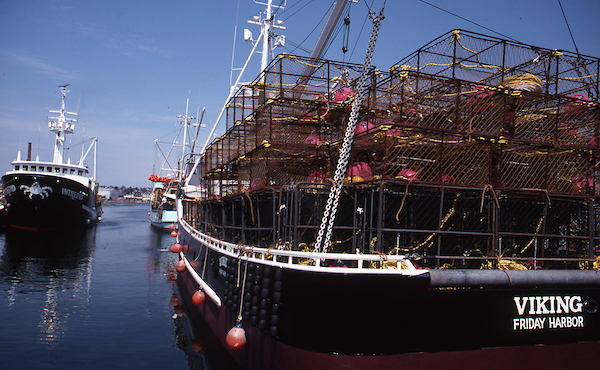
348;0;373;61
277;34;312;54
279;0;303;17
271;0;287;18
557;0;580;55
287;1;333;54
419;0;519;43
282;0;315;22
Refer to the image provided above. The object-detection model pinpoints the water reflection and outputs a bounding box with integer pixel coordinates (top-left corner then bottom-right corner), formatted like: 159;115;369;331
0;228;96;348
147;229;239;370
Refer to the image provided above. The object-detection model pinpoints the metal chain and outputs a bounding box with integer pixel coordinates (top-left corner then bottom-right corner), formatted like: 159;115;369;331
314;7;385;253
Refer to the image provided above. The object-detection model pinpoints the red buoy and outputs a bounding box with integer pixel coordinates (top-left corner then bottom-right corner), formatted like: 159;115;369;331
226;322;247;350
168;223;177;231
170;243;182;254
192;290;205;306
175;260;186;273
181;244;189;253
147;212;151;216
170;230;178;238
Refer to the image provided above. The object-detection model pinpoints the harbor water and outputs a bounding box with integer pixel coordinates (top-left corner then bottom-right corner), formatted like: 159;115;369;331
0;203;239;369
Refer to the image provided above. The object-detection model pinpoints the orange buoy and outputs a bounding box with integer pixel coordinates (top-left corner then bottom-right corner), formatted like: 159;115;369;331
147;212;151;216
192;290;205;306
170;230;178;237
170;243;182;253
168;223;177;231
175;260;186;273
226;322;247;350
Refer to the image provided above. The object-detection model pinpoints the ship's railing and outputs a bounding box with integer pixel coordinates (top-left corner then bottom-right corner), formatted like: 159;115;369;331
178;216;427;275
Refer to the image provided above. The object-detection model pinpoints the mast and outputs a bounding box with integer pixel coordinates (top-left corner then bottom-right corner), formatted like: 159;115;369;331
176;98;196;181
48;84;78;164
200;0;286;156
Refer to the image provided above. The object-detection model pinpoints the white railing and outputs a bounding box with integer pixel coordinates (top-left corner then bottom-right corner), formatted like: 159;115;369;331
178;217;428;276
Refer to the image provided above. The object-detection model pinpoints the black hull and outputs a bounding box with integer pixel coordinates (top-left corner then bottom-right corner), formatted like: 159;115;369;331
177;226;600;369
1;173;99;231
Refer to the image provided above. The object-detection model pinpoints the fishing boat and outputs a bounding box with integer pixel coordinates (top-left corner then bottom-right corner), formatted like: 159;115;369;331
173;1;600;368
1;85;101;231
149;98;202;232
149;179;178;232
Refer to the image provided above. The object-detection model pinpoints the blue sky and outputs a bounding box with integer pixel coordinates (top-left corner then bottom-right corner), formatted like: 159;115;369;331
1;0;599;187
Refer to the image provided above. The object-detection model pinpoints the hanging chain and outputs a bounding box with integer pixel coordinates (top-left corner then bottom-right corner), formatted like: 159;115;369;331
314;7;385;254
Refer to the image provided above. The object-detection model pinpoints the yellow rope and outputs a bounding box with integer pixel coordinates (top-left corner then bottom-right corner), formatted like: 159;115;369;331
500;74;543;92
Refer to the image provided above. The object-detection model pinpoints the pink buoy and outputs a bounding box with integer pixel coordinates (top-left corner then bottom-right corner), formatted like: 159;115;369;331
333;87;355;103
308;170;327;183
192;290;206;306
175;260;186;273
564;93;590;114
398;168;419;181
572;175;593;193
465;85;493;113
347;162;372;181
226;322;247;350
170;243;182;254
354;121;375;146
385;122;403;138
305;134;322;145
440;173;456;184
250;178;266;190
